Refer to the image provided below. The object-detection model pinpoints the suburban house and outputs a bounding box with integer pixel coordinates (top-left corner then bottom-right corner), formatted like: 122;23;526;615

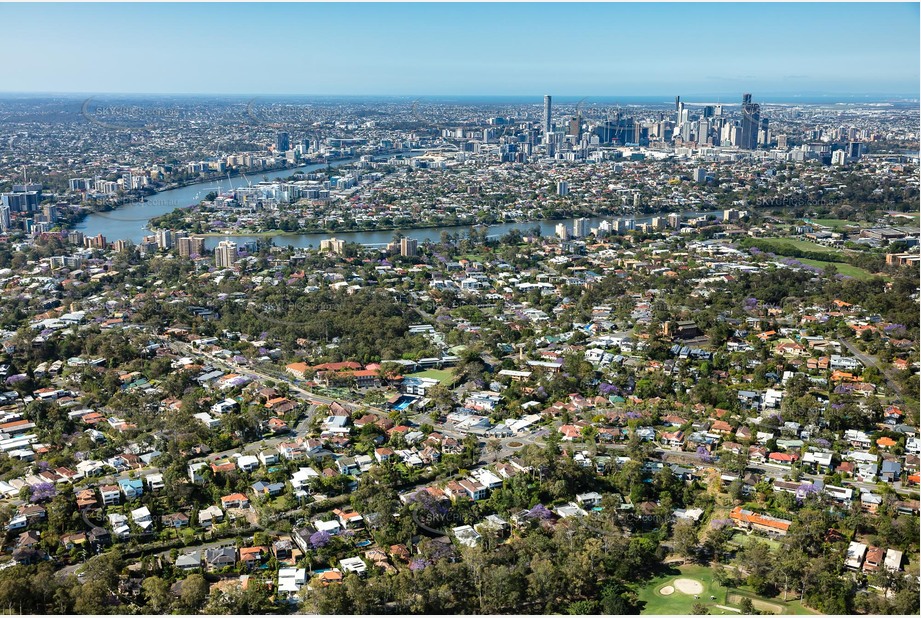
220;493;250;509
729;506;791;536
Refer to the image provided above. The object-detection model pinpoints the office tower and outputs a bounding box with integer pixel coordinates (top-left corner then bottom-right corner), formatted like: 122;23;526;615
740;93;761;150
713;105;723;116
275;132;290;153
0;204;9;233
702;105;715;119
567;116;582;139
543;95;552;137
667;213;681;229
400;237;418;257
555;223;569;240
556;181;569;196
846;142;865;159
215;240;237;268
573;218;589;238
697;119;709;144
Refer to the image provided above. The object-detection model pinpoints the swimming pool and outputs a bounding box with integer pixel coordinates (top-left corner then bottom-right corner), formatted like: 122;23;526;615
391;395;416;410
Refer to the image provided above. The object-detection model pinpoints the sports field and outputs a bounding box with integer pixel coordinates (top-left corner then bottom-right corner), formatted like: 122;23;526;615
407;368;455;385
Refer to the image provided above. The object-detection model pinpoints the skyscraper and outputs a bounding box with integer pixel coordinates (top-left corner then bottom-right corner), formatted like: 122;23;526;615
215;239;237;268
740;93;761;150
0;204;10;233
275;132;290;153
543;95;552;137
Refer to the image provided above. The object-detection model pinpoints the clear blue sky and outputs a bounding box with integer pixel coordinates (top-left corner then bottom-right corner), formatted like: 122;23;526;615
1;2;918;97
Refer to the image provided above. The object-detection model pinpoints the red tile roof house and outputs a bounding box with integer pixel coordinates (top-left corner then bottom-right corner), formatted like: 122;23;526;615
863;546;885;573
220;493;250;509
333;508;364;529
729;506;791;536
710;420;733;435
239;546;269;569
768;452;799;466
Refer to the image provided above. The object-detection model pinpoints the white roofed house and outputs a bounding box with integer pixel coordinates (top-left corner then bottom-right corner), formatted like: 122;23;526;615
452;525;482;548
801;450;833;472
236;454;259;473
145;473;164;491
130;506;153;533
845;541;867;570
884;549;903;572
107;513;130;540
339;556;367;576
197;505;224;528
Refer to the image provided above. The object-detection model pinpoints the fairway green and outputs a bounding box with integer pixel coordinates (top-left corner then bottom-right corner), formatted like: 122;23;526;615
635;564;817;615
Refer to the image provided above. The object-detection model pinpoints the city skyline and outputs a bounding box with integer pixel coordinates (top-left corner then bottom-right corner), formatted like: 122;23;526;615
0;2;918;97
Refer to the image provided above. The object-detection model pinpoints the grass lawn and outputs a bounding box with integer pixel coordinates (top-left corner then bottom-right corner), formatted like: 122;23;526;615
796;257;879;281
635;564;818;615
407;368;455;385
808;218;866;230
759;237;844;255
728;531;781;551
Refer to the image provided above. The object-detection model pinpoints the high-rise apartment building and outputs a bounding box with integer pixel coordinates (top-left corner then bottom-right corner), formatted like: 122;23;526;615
178;236;206;257
543;95;552;137
400;237;418;257
215;240;237;268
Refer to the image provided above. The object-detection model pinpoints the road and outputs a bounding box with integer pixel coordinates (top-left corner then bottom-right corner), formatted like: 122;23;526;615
839;338;905;404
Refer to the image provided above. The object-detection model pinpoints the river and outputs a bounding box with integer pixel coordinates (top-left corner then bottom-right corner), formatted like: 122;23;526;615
75;157;722;249
74;157;363;243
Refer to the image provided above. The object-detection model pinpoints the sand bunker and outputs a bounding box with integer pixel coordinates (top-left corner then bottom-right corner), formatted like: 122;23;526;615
674;578;704;595
659;585;675;596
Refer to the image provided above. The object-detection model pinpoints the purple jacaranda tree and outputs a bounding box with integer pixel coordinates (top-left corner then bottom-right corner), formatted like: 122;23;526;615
310;530;331;549
30;482;57;503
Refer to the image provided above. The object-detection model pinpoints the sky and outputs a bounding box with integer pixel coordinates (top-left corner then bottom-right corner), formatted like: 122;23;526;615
0;2;918;98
